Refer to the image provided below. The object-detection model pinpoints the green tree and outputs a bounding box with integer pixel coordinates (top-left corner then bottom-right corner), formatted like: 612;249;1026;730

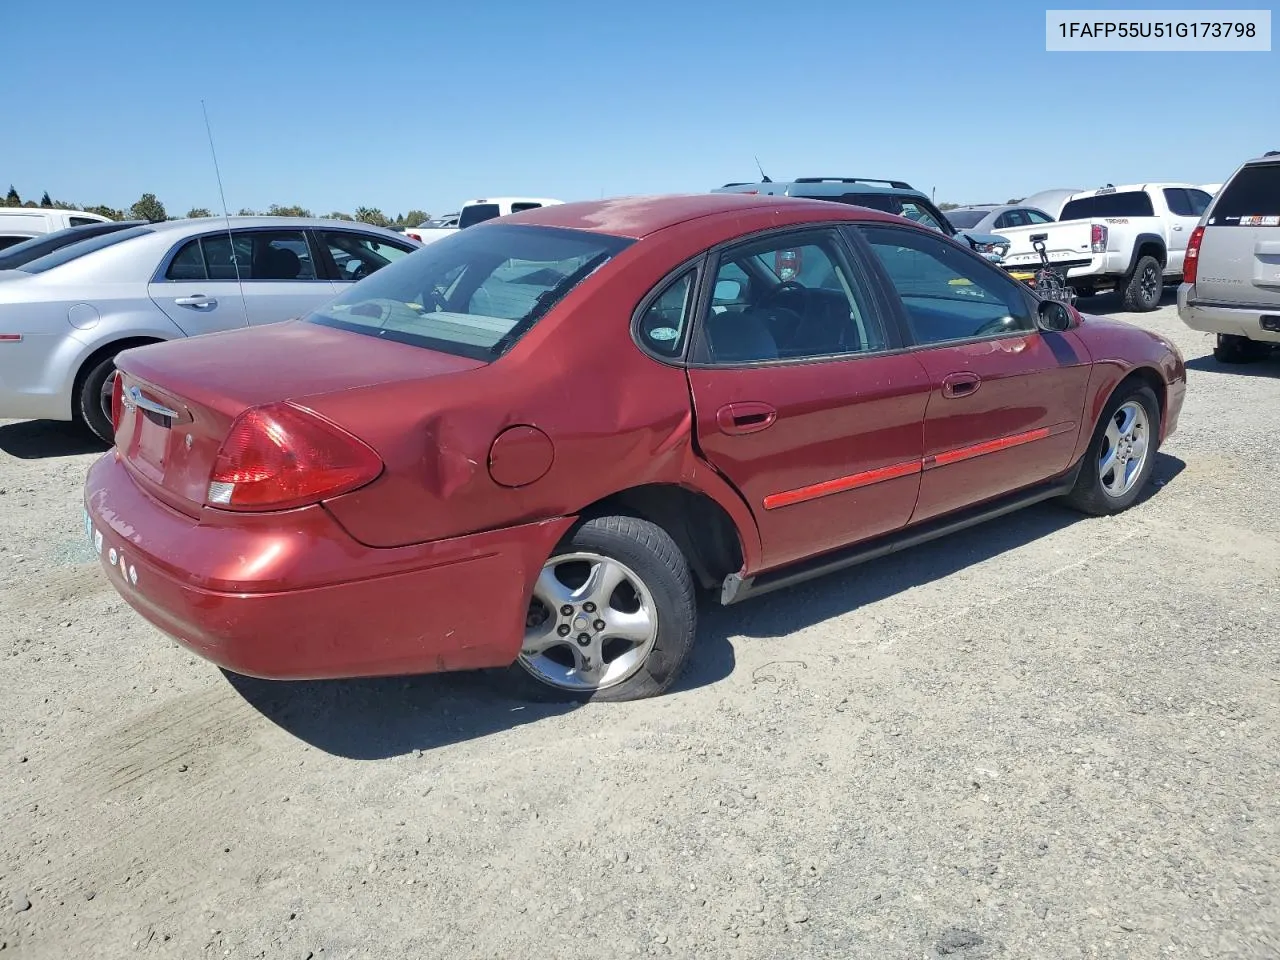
938;201;959;211
129;193;168;223
186;207;214;218
1005;197;1024;204
354;207;390;228
85;204;126;221
39;191;52;207
237;207;259;216
5;185;19;207
267;203;313;218
324;211;355;221
395;209;430;227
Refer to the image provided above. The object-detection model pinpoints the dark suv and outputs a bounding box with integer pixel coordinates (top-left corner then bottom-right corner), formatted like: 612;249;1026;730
712;176;1011;262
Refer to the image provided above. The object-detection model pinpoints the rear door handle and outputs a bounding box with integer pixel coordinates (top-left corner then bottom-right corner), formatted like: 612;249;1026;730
716;401;777;435
941;372;981;399
174;295;217;308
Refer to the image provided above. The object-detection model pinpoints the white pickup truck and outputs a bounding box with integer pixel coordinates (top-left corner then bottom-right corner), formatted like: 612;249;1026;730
0;207;112;251
994;183;1213;311
408;196;563;246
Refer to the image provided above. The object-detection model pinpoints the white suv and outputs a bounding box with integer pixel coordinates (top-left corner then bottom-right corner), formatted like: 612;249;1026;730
1178;151;1280;363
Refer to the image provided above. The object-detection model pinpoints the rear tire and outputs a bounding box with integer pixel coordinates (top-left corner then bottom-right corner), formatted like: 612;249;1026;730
1213;333;1266;364
502;515;697;703
1063;382;1161;516
1121;255;1163;312
75;354;118;445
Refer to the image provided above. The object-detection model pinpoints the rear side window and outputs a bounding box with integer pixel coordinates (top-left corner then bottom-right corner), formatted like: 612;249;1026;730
458;203;502;229
510;202;543;213
165;231;318;281
1060;191;1155;220
18;225;154;273
637;270;696;358
308;223;633;360
69;216;101;227
1211;164;1280;223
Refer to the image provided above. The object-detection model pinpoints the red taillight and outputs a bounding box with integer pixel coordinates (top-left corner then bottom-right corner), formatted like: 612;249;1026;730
110;375;124;433
207;403;382;511
1090;223;1107;253
1183;225;1205;284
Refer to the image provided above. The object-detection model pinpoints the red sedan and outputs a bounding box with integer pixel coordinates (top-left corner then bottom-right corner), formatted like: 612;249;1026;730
84;194;1186;701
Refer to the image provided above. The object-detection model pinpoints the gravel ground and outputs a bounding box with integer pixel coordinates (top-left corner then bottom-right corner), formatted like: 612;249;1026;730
1;294;1277;959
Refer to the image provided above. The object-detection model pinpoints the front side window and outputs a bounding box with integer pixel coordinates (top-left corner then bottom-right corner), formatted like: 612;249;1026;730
859;224;1034;346
308;224;632;360
693;230;888;364
321;231;412;282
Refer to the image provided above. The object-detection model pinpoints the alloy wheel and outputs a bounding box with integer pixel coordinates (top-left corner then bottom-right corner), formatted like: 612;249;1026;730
1098;400;1149;498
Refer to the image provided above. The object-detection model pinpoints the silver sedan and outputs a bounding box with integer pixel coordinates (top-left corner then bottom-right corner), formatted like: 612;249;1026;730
0;217;419;441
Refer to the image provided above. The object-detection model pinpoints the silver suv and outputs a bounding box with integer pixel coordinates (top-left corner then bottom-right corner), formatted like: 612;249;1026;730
1178;151;1280;363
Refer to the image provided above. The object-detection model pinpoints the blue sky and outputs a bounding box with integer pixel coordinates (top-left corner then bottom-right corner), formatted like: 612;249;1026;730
4;0;1275;217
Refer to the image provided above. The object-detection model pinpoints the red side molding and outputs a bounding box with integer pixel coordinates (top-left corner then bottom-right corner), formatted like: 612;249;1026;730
923;427;1052;469
763;459;921;510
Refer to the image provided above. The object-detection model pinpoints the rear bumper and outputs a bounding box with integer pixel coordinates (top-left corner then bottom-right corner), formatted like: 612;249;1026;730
1177;284;1280;343
84;452;574;680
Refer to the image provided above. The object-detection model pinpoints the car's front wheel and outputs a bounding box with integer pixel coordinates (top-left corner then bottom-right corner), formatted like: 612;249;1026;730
1063;382;1161;516
511;515;696;702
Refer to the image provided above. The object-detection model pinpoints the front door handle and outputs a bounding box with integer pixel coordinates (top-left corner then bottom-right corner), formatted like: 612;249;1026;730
941;372;981;399
174;295;217;308
716;401;777;435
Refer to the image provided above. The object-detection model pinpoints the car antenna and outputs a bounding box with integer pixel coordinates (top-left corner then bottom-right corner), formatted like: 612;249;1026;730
755;156;772;183
201;99;249;327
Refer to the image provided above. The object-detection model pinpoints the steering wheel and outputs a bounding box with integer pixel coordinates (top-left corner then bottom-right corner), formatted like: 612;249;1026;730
762;280;808;309
973;315;1018;337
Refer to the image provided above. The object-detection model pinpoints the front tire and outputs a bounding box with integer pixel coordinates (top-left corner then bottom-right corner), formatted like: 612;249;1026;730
1121;255;1163;312
507;515;696;702
75;354;118;444
1063;382;1161;516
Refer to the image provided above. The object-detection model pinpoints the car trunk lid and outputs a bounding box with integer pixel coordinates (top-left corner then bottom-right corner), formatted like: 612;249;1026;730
112;319;486;517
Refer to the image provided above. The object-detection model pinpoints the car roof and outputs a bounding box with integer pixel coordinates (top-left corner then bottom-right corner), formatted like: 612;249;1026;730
497;193;901;239
714;177;928;201
141;216;409;237
1065;182;1196;200
1242;150;1280;166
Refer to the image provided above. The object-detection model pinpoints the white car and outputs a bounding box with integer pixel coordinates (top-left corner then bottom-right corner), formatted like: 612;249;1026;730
995;182;1213;312
411;197;564;245
0;216;419;442
0;207;111;251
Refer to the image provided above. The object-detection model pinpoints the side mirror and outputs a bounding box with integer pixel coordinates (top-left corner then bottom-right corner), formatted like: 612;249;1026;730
714;278;743;302
1036;299;1077;332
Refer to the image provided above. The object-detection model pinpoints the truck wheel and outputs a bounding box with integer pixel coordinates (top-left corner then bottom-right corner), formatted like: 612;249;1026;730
1121;256;1163;312
1213;333;1266;364
507;515;697;703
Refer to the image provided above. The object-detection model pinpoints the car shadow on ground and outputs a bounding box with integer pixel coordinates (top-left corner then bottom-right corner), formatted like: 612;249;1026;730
0;419;108;460
1185;353;1279;377
1071;287;1176;316
228;452;1185;761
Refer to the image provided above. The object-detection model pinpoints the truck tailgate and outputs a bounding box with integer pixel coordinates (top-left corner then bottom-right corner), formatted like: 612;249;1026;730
998;222;1094;271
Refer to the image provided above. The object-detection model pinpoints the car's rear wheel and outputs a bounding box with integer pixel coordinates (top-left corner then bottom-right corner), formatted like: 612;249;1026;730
1121;255;1163;312
509;515;696;702
75;354;118;445
1063;382;1161;516
1213;333;1267;364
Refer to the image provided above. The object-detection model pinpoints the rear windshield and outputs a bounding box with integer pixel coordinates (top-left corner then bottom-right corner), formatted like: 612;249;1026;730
18;225;154;274
1060;191;1155;220
307;223;633;360
0;222;136;269
944;210;989;228
458;203;502;229
1210;163;1280;224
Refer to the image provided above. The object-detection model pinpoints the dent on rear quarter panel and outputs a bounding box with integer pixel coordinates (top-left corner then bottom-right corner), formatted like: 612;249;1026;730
313;217;771;571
